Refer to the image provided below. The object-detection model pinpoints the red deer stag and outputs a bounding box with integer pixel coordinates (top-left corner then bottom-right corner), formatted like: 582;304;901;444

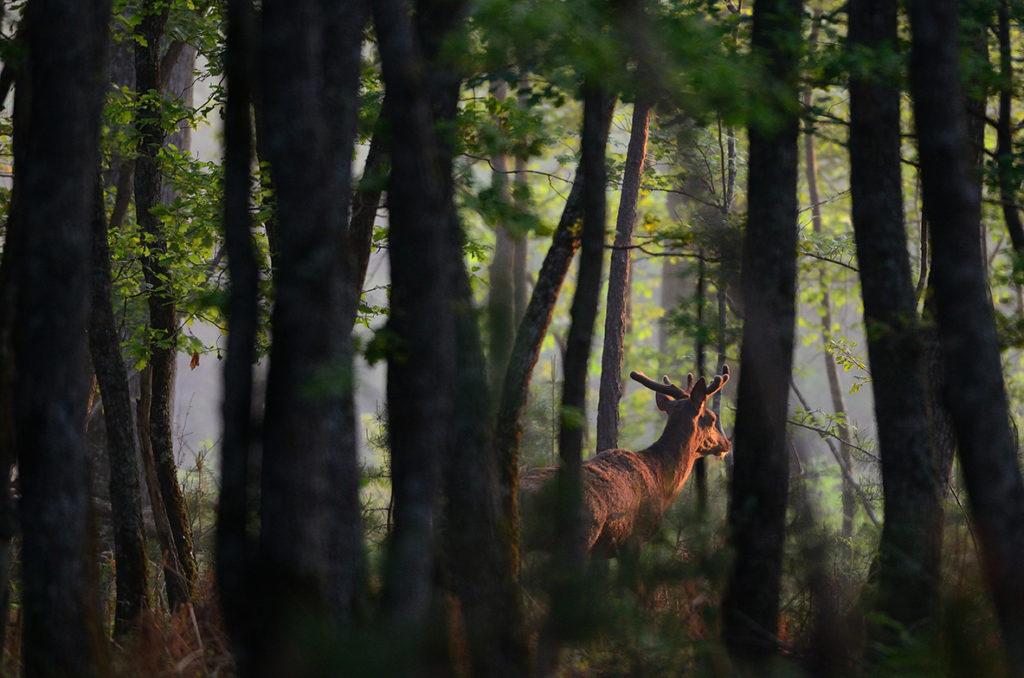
519;364;731;558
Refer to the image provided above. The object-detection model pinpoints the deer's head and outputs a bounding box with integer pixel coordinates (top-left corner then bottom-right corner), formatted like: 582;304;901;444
630;364;731;459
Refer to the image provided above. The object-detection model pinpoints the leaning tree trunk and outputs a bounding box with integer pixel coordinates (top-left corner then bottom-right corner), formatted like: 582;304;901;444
722;0;802;667
12;0;111;672
995;0;1024;253
910;0;1024;670
87;177;150;636
596;96;650;452
134;1;198;602
493;99;615;581
537;85;613;677
849;0;943;651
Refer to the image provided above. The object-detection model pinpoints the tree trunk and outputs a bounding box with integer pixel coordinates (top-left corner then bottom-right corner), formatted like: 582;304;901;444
134;1;198;602
910;0;1024;670
596;97;650;452
722;0;802;665
373;0;455;644
849;0;943;648
218;0;260;671
537;85;613;677
488;80;519;392
257;0;368;668
802;84;855;540
493;99;615;581
12;0;111;672
87;177;150;636
136;367;190;608
995;0;1024;252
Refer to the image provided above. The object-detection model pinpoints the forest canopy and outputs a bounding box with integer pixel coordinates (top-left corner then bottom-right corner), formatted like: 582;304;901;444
0;0;1023;676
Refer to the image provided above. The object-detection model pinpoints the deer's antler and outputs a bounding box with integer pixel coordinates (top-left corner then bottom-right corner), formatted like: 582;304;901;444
630;370;687;398
631;364;730;404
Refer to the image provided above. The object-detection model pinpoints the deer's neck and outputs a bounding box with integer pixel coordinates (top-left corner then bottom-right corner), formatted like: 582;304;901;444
642;425;700;506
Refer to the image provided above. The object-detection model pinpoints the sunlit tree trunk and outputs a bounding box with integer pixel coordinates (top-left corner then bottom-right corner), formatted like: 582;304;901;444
597;97;650;452
537;85;613;677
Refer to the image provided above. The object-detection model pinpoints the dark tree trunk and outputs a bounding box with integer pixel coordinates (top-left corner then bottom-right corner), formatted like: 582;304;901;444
400;6;534;675
134;1;198;602
849;0;943;646
722;0;801;665
136;367;190;608
350;93;391;302
12;0;111;672
910;0;1024;669
537;85;613;677
596;97;650;452
995;0;1024;252
373;0;454;638
87;177;150;636
257;0;368;666
493;99;615;580
218;0;260;671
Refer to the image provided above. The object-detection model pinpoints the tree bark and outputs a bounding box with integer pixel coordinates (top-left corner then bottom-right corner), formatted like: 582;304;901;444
257;0;368;667
538;85;613;677
722;0;801;665
134;1;198;602
12;0;111;672
849;0;943;646
374;0;454;640
801;85;855;539
218;0;260;671
136;367;190;608
488;80;518;392
493;99;614;581
87;177;150;637
910;0;1024;670
596;97;650;452
995;0;1024;252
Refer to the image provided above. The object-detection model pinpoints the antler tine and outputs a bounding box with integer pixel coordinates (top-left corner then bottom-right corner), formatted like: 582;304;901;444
630;371;687;398
705;364;731;397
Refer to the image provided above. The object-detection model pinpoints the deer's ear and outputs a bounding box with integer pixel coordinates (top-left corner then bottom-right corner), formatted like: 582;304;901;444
689;377;709;406
656;392;672;411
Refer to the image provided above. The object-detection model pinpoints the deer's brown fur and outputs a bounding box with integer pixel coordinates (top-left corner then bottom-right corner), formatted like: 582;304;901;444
519;365;731;558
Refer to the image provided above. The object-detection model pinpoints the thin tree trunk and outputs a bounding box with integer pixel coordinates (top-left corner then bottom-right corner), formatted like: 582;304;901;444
537;85;612;677
996;0;1024;252
136;367;190;608
87;177;150;636
350;93;391;302
134;1;198;601
849;0;943;649
13;0;111;672
910;0;1024;670
722;0;802;665
802;83;856;540
596;97;650;452
493;99;615;580
488;80;518;392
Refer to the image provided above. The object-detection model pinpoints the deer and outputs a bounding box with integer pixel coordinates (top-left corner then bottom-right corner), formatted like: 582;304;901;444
519;364;731;559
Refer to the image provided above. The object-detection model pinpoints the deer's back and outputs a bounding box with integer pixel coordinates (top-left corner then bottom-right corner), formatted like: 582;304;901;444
518;449;664;557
